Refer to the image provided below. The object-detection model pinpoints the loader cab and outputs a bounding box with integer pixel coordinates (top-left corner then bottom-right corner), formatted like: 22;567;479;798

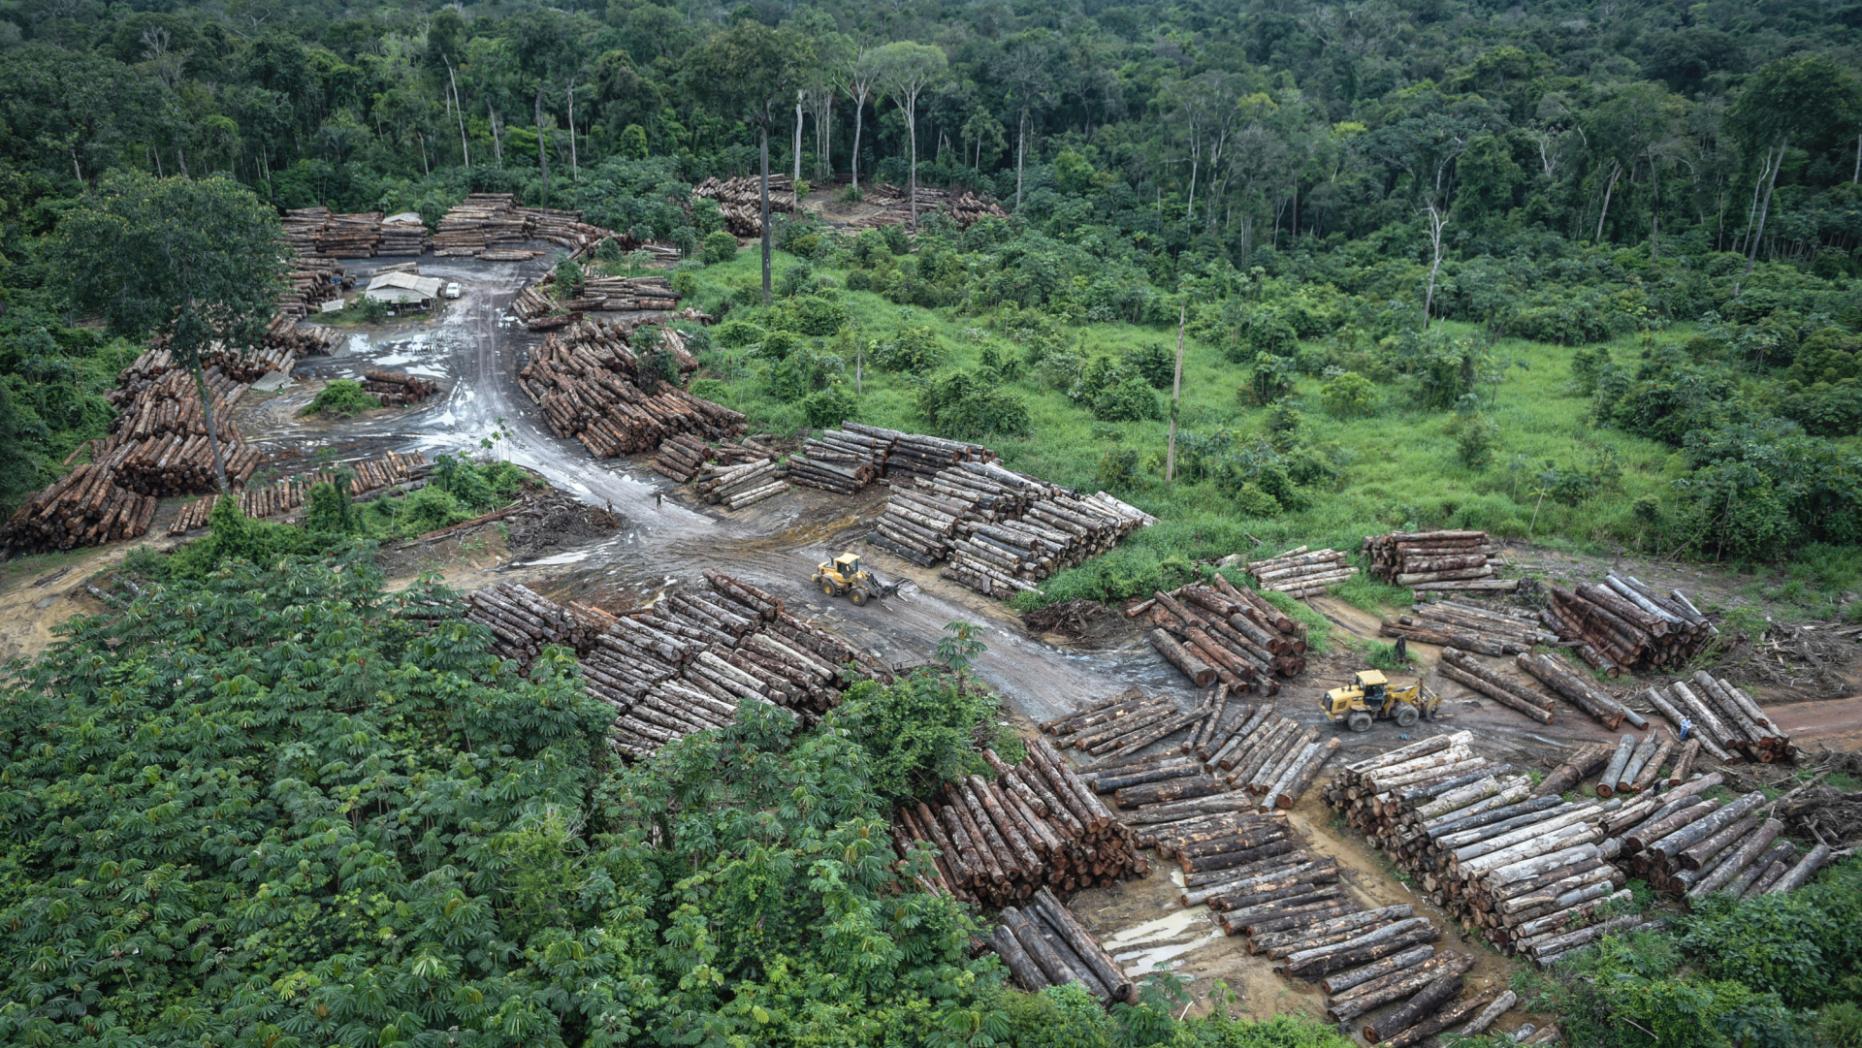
834;553;864;578
1354;669;1389;706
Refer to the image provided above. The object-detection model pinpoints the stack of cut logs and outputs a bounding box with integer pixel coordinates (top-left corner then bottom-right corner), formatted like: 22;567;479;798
1642;671;1793;763
1438;648;1557;724
466;572;885;759
1517;651;1646;730
895;739;1147;908
1126;577;1307;694
168;451;432;534
1325;731;1662;965
1045;686;1339;815
0;464;157;551
106;366;259;495
281;207;390;257
362;369;439;406
430;194;622;257
842;183;1008;230
651;433;715;481
1363;531;1515;593
518;318;746;457
265;314;341;357
1542;574;1717;673
691;176;795;236
1601;771;1832;905
380;214;427;255
867;463;1048;565
784;424;902;494
512;274;684;331
990;888;1134;1004
695;456;788;509
1381;597;1558;656
279;256;345;317
1245;546;1358;597
466;582;589;662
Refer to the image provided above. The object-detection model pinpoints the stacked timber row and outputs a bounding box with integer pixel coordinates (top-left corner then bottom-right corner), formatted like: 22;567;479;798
894;739;1148;908
1599;773;1832;905
279;256;345;317
1517;651;1647;730
467;571;885;759
1437;648;1558;724
1363;531;1515;593
362;369;439;406
695;457;788;509
652;433;715;481
1126;576;1308;694
1381;598;1558;656
379;213;427;254
840;183;1009;229
1048;686;1338;813
1245;546;1358;597
1324;731;1655;965
0;464;157;551
466;582;587;662
1640;670;1793;763
518;317;746;457
692;175;796;236
432;194;621;257
105;365;259;495
784;425;902;494
168;451;432;534
990;888;1135;1004
512;274;685;331
264;314;341;358
1541;574;1716;673
280;206;389;257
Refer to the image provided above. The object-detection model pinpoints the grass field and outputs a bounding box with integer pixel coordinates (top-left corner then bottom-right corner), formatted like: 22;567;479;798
664;248;1850;614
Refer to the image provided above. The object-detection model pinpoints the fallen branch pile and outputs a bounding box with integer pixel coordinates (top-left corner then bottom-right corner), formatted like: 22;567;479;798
1125;576;1307;693
1541;574;1716;673
519;318;746;457
990;888;1135;1004
362;369;439;406
1325;731;1660;965
692;176;795;236
1245;546;1358;598
168;451;431;534
1381;598;1558;656
1363;531;1514;593
895;739;1147;908
1640;671;1793;764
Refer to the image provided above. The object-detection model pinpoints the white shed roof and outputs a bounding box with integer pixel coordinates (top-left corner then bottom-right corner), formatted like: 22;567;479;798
365;271;444;301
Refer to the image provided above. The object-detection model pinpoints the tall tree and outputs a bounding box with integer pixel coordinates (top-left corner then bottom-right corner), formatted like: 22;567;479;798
873;42;947;230
51;172;283;492
834;42;882;192
1729;55;1862;277
690;24;805;303
998;31;1058;211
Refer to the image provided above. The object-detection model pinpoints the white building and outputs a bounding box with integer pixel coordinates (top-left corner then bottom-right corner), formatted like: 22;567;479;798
364;271;445;311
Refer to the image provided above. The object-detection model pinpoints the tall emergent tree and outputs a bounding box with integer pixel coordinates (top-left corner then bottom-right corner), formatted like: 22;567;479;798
873;41;947;229
690;23;804;303
51;172;283;492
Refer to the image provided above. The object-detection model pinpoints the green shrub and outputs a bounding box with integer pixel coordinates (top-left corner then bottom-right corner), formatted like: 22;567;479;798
1092;375;1162;421
553;257;585;299
919;371;1032;441
870;326;946;373
700;229;738;264
1097;447;1139;490
301;379;380;417
800;385;856;428
1456;412;1500;470
823;670;1006;804
774;293;848;336
1128;342;1176;388
715;318;765;349
1249;351;1297;404
1321;371;1378;416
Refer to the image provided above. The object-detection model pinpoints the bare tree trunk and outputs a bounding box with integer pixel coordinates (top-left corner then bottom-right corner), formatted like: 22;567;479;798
1423;204;1448;328
417;130;430;176
759;124;772;304
1595;162;1620;241
1015;108;1027;209
446;57;470;169
1737;151;1771;255
1853;131;1860;182
488;101;502;164
1742;141;1785;284
793;92;804;207
535;87;549;204
906;98;918;230
855;339;864;394
1186;152;1198;222
851;90;866;191
191;358;231;494
1166;303;1185;483
568;81;578;182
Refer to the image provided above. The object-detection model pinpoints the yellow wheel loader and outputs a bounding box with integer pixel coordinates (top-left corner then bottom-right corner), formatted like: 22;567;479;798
1320;669;1441;733
812;552;899;607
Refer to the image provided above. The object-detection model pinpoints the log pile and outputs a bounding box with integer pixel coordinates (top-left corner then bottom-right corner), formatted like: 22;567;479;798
1126;576;1308;694
105;366;259;495
784;425;900;494
432;194;619;257
842;183;1008;230
362;369;439;406
265;315;341;358
1325;731;1640;964
651;433;715;482
279;255;345;317
466;582;587;662
1641;671;1793;764
695;457;788;509
1600;774;1831;905
167;451;431;534
1363;531;1514;592
1540;574;1716;673
513;274;684;331
380;213;427;255
281;207;394;257
692;176;795;236
1381;598;1559;656
895;739;1148;908
990;888;1135;1004
0;464;157;551
1245;546;1358;598
518;318;746;457
1517;651;1646;730
1437;648;1558;724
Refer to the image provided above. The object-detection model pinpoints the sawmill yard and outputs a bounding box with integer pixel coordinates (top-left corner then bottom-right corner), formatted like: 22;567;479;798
4;237;1860;1043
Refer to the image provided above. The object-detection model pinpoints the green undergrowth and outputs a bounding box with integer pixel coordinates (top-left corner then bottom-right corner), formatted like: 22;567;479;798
678;249;1828;612
300;378;381;417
